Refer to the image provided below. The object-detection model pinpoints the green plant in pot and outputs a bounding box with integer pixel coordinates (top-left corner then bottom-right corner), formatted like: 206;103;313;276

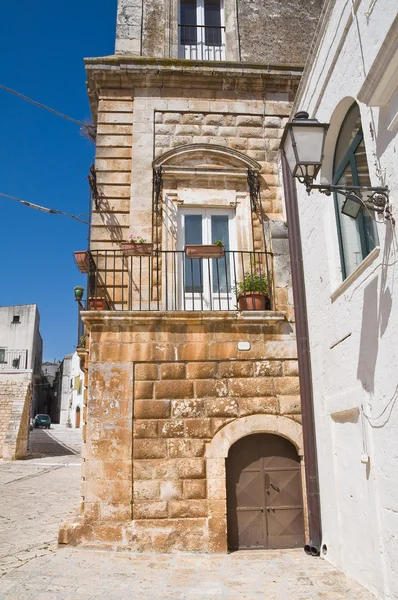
77;335;86;348
234;269;269;310
121;234;153;256
185;239;225;259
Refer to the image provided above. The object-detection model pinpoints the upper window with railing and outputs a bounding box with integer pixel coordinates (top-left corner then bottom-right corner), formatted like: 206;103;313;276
179;0;225;61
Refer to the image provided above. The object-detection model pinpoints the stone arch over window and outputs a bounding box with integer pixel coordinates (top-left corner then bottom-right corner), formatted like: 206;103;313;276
153;143;261;171
154;144;261;252
205;415;305;552
321;96;357;184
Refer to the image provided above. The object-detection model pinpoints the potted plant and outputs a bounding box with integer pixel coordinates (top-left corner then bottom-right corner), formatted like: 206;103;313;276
74;251;89;273
77;335;86;348
234;269;270;310
185;240;225;259
121;235;153;256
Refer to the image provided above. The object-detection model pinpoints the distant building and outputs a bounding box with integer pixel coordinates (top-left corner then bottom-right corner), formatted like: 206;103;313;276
54;353;83;429
54;354;73;425
69;352;84;429
41;360;61;421
42;361;60;386
0;304;43;459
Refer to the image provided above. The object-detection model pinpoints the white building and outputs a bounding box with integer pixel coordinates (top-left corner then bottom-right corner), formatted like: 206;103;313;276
58;352;83;429
0;304;43;414
0;304;43;458
285;2;398;599
69;352;83;429
0;304;42;371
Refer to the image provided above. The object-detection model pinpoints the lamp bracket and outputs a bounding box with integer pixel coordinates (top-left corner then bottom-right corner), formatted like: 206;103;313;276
308;184;393;223
247;168;260;212
154;167;163;215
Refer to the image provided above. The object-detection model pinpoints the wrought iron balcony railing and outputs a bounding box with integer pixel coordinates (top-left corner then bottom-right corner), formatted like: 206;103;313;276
178;25;226;61
0;349;28;370
85;249;273;312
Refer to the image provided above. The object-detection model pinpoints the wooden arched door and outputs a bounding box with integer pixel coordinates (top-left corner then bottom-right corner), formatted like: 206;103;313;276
75;406;81;429
226;433;305;550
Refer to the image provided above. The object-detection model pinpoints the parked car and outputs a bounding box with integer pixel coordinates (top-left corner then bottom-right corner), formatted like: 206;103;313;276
34;414;51;429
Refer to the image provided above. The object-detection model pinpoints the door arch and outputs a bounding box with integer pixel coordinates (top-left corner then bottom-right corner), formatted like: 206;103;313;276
75;406;81;429
226;433;305;551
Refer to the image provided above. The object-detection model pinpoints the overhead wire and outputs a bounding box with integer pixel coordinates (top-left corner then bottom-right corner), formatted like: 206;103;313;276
0;83;94;225
0;83;94;134
0;192;89;224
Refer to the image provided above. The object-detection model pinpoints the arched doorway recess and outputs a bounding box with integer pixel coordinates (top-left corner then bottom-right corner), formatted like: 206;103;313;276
226;433;305;550
75;406;81;429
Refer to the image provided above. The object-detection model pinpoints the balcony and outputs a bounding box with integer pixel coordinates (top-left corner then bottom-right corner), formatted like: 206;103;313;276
83;249;273;313
0;349;28;370
178;25;226;61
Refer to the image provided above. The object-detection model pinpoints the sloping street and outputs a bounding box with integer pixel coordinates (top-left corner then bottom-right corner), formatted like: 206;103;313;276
0;425;376;599
0;425;82;577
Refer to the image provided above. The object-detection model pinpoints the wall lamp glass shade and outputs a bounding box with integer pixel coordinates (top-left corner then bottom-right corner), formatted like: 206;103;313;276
341;196;362;219
74;286;85;302
281;112;330;185
281;112;393;223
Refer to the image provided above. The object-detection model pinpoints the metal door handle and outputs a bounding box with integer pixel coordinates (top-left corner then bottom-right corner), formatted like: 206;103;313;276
270;482;280;493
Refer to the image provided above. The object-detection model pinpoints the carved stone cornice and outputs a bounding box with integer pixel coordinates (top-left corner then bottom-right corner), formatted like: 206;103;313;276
84;55;302;122
80;310;287;330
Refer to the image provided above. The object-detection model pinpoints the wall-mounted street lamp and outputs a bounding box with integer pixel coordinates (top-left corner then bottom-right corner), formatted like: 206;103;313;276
74;286;85;307
281;112;393;223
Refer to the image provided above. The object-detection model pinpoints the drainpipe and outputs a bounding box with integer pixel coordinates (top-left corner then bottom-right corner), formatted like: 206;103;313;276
281;152;322;555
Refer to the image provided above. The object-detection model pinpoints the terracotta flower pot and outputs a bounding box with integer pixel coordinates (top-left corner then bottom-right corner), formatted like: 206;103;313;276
88;297;106;311
121;242;153;257
238;292;268;311
185;244;225;259
74;251;89;274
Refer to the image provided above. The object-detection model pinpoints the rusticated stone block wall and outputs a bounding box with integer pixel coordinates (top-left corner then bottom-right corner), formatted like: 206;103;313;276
68;313;301;551
154;110;283;210
0;373;31;460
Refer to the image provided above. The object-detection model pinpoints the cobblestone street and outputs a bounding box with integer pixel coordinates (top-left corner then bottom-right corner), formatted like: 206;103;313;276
0;425;376;599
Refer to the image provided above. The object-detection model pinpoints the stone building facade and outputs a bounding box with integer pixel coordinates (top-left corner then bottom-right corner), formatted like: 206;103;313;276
0;373;31;460
60;0;323;551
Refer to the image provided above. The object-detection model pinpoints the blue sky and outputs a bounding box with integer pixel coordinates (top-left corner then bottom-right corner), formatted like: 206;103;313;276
0;0;117;361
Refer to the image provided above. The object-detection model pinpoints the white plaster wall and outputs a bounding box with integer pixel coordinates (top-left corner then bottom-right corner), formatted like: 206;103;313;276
70;352;84;431
0;305;42;371
59;354;73;426
293;1;398;598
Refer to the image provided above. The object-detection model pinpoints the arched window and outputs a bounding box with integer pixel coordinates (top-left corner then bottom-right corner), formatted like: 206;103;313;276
333;103;378;279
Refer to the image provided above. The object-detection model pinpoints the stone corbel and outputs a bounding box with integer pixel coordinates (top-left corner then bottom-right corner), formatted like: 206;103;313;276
166;192;183;205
